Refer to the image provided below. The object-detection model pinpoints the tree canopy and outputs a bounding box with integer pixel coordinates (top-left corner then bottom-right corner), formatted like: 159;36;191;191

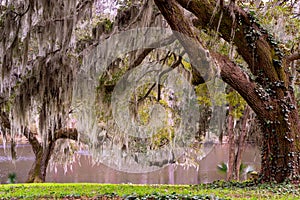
0;0;300;183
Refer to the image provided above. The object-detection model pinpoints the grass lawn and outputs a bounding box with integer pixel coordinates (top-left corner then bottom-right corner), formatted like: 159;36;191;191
0;181;299;199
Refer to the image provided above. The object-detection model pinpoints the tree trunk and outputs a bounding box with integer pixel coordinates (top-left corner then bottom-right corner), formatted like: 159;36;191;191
219;52;300;183
227;105;251;181
227;104;235;181
260;106;300;183
234;105;250;181
26;133;55;183
26;144;55;183
25;128;80;183
27;151;44;183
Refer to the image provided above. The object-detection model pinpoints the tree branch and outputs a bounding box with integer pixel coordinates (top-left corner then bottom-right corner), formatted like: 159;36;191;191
136;83;156;102
286;52;300;64
128;35;176;70
213;52;273;119
54;128;79;141
157;55;183;101
154;0;274;120
23;128;42;155
176;0;284;84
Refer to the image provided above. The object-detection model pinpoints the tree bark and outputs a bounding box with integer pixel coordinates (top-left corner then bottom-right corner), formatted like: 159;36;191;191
227;104;235;181
26;141;55;183
24;128;79;183
235;105;251;181
154;0;300;183
227;105;251;181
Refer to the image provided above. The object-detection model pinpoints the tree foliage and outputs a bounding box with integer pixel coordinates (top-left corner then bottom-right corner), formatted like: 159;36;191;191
0;0;300;183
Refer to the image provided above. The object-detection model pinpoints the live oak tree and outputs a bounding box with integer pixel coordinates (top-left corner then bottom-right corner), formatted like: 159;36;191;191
0;0;167;182
0;0;96;182
1;0;300;183
154;0;300;183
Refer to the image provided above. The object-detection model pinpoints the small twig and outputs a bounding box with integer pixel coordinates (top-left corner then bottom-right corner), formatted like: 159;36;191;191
137;83;157;102
157;54;183;101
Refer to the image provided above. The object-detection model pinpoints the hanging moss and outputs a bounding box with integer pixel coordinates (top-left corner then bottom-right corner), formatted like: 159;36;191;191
0;0;94;149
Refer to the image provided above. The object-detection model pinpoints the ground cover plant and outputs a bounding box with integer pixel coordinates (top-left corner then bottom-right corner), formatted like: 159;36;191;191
0;181;299;199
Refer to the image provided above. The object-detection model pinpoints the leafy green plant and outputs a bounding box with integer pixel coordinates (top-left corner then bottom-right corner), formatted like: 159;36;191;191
217;162;255;178
7;172;16;184
217;162;228;174
0;182;298;199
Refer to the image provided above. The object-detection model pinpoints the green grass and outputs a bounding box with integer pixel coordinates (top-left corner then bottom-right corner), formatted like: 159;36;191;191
0;181;299;199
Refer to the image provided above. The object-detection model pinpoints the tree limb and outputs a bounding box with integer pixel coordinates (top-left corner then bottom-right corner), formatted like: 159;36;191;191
157;55;183;101
213;52;273;119
176;0;284;84
23;128;42;155
128;35;176;70
286;52;300;64
136;83;156;102
54;128;78;140
154;0;274;120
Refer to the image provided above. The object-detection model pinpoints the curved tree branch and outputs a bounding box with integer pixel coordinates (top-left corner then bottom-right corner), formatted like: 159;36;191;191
213;52;273;120
154;0;273;119
286;52;300;64
23;128;42;155
176;0;285;85
128;35;176;71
